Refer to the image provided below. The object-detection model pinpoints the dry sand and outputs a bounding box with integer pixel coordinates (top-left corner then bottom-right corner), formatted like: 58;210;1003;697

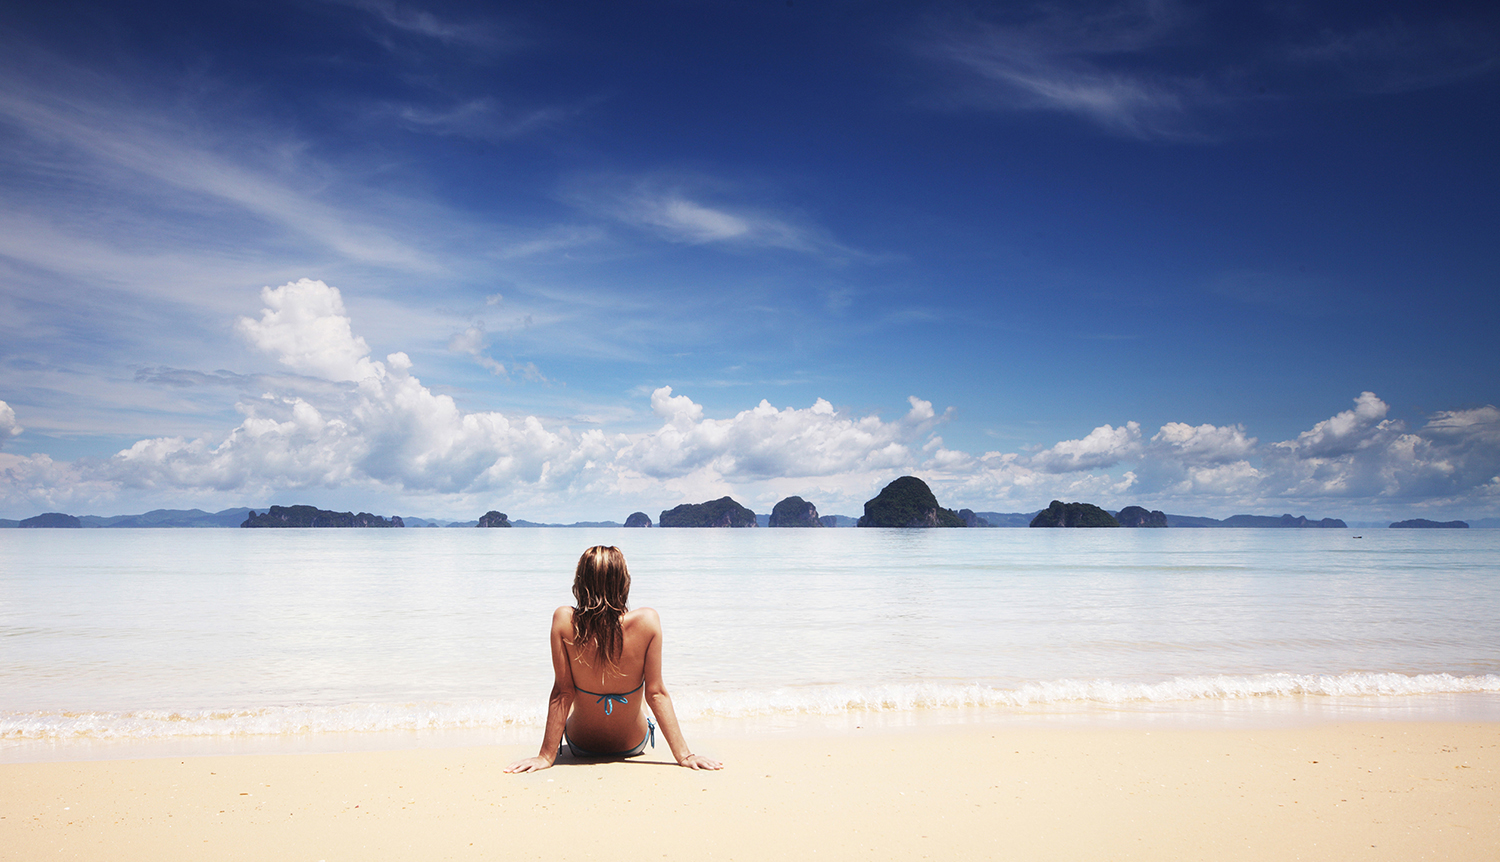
3;721;1496;861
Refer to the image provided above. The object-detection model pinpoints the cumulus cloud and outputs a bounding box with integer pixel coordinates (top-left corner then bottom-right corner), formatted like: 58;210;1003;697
235;279;381;382
0;400;22;448
1029;421;1142;473
1241;396;1500;506
616;390;944;482
1280;391;1389;458
1151;421;1256;463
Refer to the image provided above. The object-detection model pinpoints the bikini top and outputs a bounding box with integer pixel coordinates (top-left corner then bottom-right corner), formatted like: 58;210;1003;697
574;679;644;715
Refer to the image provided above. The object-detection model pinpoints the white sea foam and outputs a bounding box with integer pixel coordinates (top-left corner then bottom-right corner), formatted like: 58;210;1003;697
6;672;1498;742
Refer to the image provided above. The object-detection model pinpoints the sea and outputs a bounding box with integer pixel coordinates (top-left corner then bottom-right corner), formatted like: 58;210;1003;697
3;527;1498;762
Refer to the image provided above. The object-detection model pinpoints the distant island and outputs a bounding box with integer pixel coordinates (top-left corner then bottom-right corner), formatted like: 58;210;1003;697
18;512;82;528
659;497;757;527
768;496;823;527
1223;514;1346;528
969;511;1038;527
958;509;992;527
858;477;966;527
1030;501;1119;527
1164;513;1346;528
1390;519;1468;529
624;512;653;527
241;505;403;528
476;511;512;528
1116;506;1168;527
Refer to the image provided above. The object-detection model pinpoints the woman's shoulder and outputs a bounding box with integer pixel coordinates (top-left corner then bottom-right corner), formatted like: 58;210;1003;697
550;605;575;627
622;607;661;628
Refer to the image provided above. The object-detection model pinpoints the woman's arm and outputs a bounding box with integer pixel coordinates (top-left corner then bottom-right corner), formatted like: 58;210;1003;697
640;608;722;770
505;607;576;773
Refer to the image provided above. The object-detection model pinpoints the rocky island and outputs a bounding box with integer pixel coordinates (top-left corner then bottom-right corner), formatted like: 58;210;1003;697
476;511;512;527
857;477;966;527
958;509;992;527
659;497;757;527
1115;506;1168;527
768;496;823;527
241;506;404;528
1030;501;1119;527
624;512;653;528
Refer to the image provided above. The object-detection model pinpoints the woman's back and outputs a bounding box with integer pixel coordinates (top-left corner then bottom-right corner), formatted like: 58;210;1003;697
556;606;658;748
505;546;720;772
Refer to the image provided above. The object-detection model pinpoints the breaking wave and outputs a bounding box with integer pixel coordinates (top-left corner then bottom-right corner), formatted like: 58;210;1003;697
5;671;1498;742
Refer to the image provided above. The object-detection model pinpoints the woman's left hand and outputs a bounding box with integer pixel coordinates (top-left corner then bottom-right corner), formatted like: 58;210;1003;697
504;756;554;773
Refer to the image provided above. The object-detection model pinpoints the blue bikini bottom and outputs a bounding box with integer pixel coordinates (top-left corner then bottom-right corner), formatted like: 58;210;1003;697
564;718;656;758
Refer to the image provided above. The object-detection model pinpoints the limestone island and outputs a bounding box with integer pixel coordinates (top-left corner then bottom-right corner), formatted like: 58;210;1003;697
1115;506;1168;527
659;497;757;527
768;496;823;527
241;505;404;528
1030;501;1119;527
857;477;966;527
1390;518;1469;528
476;511;512;527
624;512;653;528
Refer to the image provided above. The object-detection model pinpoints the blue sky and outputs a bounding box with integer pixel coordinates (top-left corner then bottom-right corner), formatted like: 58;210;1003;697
1;0;1497;522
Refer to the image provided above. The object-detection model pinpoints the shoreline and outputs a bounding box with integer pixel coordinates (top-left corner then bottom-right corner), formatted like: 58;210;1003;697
3;719;1495;860
7;691;1500;765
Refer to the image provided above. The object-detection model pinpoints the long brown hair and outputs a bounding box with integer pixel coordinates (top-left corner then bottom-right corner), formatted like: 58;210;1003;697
572;545;631;662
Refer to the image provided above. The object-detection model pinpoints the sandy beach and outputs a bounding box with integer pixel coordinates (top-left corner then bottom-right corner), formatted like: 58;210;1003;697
3;720;1495;861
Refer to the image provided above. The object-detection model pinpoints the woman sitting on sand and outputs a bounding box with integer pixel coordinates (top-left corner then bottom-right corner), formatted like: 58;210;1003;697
506;545;722;772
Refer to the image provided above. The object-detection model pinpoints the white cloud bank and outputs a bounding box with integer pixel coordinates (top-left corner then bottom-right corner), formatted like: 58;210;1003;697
2;281;1498;521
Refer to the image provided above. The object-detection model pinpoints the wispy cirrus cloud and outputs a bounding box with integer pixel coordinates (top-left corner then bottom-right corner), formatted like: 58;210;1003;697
0;84;434;271
563;174;862;262
323;0;517;51
919;2;1499;140
1283;16;1499;95
374;96;581;141
921;1;1212;140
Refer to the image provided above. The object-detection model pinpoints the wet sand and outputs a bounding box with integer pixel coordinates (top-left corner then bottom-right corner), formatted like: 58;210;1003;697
3;721;1496;861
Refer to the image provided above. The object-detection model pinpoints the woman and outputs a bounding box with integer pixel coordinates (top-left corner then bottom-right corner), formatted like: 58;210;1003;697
505;545;722;772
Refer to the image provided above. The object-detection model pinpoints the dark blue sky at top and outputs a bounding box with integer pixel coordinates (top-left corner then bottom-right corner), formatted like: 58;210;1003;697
0;0;1497;519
